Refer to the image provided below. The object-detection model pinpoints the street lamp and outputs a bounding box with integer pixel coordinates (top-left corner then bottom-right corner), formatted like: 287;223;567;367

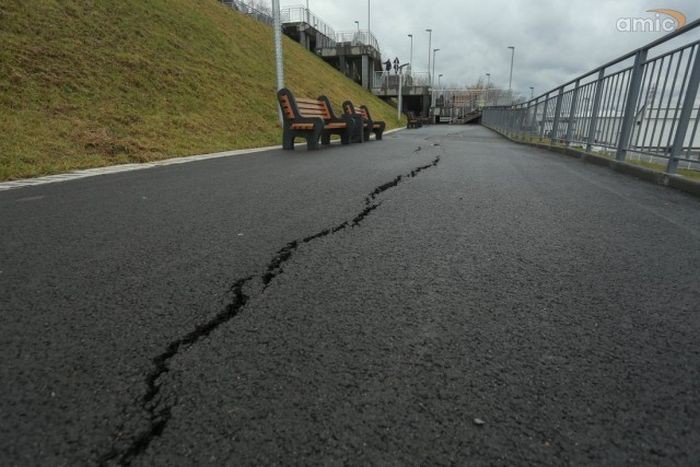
432;48;440;87
272;0;284;124
438;73;443;88
367;0;371;38
398;62;410;122
507;46;515;92
485;73;491;106
408;34;413;74
426;29;432;84
354;20;360;31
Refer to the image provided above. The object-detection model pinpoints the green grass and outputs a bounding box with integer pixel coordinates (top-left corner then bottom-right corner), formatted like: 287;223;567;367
626;159;700;180
0;0;404;180
501;131;700;180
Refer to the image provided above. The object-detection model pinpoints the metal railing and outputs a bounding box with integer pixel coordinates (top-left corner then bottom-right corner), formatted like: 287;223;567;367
372;71;430;89
281;5;337;45
483;18;700;174
336;30;380;51
220;0;273;25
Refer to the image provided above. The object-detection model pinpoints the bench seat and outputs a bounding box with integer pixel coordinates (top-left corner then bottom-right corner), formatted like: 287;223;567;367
277;89;354;150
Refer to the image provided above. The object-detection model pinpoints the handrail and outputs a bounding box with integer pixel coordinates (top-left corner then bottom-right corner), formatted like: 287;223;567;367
336;30;379;51
482;21;700;174
281;6;337;43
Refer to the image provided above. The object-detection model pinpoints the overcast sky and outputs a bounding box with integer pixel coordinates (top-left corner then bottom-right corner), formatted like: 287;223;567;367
273;0;699;98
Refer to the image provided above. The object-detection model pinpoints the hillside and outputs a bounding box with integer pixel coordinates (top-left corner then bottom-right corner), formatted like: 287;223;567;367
0;0;403;180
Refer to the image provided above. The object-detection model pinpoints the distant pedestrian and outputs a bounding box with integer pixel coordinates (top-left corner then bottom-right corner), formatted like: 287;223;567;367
382;59;392;87
393;57;400;74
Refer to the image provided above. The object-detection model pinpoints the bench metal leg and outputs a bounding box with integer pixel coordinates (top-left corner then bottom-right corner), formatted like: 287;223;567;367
282;130;295;150
307;125;322;150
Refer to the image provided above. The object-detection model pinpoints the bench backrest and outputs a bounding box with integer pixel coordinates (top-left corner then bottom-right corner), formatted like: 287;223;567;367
359;105;374;122
295;98;331;120
277;88;331;121
342;101;370;122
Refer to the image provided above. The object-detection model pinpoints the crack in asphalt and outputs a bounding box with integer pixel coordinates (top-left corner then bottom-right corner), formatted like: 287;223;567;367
99;153;441;465
99;277;252;466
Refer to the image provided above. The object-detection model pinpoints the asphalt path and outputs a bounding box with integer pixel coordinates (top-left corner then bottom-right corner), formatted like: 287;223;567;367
1;125;699;465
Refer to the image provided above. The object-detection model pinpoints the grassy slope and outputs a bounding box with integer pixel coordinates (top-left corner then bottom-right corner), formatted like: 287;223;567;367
0;0;403;180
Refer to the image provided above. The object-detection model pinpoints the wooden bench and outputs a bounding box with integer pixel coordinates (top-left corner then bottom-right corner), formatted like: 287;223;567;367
406;111;423;129
342;101;386;141
277;88;353;150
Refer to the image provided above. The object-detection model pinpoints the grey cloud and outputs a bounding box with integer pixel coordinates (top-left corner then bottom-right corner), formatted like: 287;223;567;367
277;0;699;98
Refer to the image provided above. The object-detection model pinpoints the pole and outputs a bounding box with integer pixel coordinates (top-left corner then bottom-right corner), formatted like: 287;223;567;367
367;0;371;39
408;34;413;74
272;0;284;124
426;29;432;85
508;46;515;92
432;49;439;88
398;64;409;122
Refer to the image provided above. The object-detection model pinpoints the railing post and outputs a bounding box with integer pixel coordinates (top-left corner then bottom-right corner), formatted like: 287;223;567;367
517;105;525;137
667;45;700;174
528;100;538;140
540;93;550;140
565;79;581;145
586;68;605;152
615;48;648;161
551;86;564;142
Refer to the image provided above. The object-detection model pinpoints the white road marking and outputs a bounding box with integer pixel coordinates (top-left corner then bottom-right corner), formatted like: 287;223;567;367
15;196;45;202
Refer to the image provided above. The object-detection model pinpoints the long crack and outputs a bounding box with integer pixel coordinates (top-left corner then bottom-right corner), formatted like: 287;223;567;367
99;153;441;465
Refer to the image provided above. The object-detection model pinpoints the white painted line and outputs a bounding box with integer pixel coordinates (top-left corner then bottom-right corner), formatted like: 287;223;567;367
0;128;405;192
0;144;280;192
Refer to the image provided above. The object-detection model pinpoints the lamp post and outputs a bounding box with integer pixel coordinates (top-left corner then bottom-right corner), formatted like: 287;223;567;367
432;48;440;87
367;0;371;39
438;73;443;89
426;29;432;84
272;0;284;124
484;73;491;106
507;45;515;92
408;34;413;74
529;86;534;99
354;20;359;32
398;62;410;122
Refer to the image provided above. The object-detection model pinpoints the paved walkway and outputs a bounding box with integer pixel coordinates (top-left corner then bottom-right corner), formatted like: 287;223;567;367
1;126;699;464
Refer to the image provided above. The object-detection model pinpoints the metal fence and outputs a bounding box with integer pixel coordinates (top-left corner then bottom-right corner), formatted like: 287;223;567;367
483;19;700;174
372;71;430;89
336;31;380;51
281;6;337;46
220;0;273;25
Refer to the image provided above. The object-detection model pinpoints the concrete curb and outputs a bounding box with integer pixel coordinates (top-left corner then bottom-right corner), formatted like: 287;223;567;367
482;124;700;199
0;127;406;192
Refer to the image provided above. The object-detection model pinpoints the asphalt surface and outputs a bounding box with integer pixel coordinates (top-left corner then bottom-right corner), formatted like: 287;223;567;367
1;125;699;466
